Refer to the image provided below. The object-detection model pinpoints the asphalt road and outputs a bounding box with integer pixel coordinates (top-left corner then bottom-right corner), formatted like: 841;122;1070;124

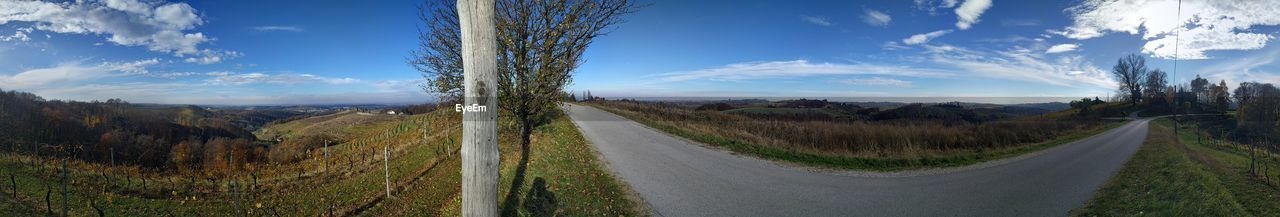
563;104;1151;217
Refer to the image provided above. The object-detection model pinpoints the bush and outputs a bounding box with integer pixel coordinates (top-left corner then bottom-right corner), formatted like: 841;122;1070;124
694;103;734;111
268;134;336;164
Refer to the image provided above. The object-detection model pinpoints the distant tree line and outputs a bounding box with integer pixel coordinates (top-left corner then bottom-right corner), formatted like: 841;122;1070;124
1106;54;1279;141
0;89;301;174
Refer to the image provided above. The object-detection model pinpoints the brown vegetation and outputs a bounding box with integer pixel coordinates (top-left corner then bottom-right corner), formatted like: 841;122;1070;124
590;100;1104;158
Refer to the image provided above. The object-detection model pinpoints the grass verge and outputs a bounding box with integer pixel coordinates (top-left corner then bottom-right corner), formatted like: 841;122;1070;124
588;103;1125;171
1073;118;1280;216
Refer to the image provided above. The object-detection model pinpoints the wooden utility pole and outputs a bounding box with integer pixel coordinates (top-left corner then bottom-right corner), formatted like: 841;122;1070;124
458;0;499;216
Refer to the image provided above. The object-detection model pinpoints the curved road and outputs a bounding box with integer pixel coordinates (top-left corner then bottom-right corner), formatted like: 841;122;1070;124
564;104;1151;216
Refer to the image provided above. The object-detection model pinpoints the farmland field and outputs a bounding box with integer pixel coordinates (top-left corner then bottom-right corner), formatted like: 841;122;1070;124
0;108;638;216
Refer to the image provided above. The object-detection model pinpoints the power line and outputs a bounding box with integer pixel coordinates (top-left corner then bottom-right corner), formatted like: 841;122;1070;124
1173;0;1182;128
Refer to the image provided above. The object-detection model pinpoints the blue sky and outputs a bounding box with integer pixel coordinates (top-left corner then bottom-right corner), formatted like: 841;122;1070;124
2;0;1279;105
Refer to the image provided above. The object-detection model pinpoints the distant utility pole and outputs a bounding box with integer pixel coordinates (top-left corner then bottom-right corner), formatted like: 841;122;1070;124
1173;0;1182;132
324;140;330;177
61;157;67;217
384;147;392;198
457;0;500;216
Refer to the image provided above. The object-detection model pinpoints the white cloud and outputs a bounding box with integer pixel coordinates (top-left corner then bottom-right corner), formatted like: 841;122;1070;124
914;0;960;15
903;29;953;45
1045;44;1080;54
150;71;200;79
205;72;361;85
0;59;159;89
1060;0;1280;59
800;15;832;26
954;0;993;30
882;41;911;50
838;77;912;87
923;44;1116;89
1200;47;1280;88
251;26;305;32
36;82;191;102
31;82;431;105
0;0;233;63
372;79;426;93
657;60;952;82
184;50;242;64
0;27;31;41
862;9;891;27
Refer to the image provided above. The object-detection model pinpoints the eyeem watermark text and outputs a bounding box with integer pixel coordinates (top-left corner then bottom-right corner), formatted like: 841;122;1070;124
455;103;488;113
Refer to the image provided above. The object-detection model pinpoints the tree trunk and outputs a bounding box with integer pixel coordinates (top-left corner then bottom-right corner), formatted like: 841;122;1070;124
520;115;533;148
458;0;500;216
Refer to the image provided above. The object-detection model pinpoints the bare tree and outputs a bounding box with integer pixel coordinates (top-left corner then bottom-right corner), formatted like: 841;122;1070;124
413;2;636;214
1144;69;1168;106
410;0;467;103
1234;82;1280;175
1211;80;1231;113
1190;74;1210;107
1112;54;1149;106
412;0;637;146
457;0;500;216
494;0;637;147
1235;82;1258;121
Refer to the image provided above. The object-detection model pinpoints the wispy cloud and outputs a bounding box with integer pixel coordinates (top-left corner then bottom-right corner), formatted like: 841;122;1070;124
1200;47;1280;87
205;72;360;85
913;0;960;15
903;29;953;45
800;15;833;26
0;59;160;89
1045;44;1079;54
922;44;1115;89
184;50;243;64
372;79;426;93
862;9;892;27
657;60;952;82
251;26;306;32
882;41;911;50
838;77;912;87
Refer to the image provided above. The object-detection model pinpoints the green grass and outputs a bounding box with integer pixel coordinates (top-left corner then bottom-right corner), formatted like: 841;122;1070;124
1073;118;1280;216
365;111;642;216
254;110;406;141
0;109;640;216
588;103;1126;171
496;112;640;216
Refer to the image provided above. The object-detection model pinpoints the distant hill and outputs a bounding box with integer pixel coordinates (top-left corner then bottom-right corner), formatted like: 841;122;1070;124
1008;102;1071;112
254;110;406;142
0;89;304;168
695;99;1054;123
